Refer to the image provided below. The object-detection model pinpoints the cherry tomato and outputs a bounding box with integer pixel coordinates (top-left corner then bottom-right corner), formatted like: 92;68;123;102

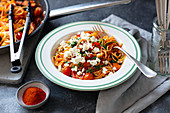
76;34;80;37
34;7;42;17
84;73;94;80
30;1;36;8
83;62;90;69
34;17;41;25
85;31;93;34
63;66;72;76
93;42;101;49
16;32;23;40
85;54;93;60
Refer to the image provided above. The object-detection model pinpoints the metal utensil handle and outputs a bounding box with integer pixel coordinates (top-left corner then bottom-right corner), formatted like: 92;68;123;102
9;4;16;64
114;46;157;78
49;0;131;18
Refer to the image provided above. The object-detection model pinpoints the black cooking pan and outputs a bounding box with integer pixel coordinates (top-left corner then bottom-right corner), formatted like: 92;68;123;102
0;0;131;54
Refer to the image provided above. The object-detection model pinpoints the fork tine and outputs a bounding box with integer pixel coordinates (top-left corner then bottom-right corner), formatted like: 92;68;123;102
155;54;159;71
159;53;163;73
96;25;105;37
95;25;105;37
92;26;101;38
168;51;170;73
163;52;167;73
98;25;107;36
93;25;106;38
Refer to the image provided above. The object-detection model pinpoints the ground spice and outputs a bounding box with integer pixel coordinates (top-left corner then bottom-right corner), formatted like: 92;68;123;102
22;87;46;105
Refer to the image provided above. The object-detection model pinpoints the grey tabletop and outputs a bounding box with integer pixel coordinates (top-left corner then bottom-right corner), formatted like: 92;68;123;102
0;0;170;113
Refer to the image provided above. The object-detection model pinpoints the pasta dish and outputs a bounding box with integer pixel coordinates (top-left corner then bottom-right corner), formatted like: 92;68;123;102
0;0;43;46
52;31;126;80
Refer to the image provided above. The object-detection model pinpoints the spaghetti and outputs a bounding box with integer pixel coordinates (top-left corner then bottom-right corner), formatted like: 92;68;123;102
0;0;43;46
52;31;126;80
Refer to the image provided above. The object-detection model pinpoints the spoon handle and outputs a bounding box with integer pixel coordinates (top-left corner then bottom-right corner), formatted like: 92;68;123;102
114;46;157;78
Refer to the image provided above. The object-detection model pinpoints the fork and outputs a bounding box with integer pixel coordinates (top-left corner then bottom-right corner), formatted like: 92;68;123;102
155;39;170;74
154;0;170;74
92;25;157;78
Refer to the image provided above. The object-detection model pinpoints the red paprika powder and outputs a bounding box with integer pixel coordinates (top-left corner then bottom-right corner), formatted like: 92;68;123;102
22;87;46;105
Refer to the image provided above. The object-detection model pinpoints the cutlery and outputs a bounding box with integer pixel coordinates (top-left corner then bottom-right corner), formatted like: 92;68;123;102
93;25;157;78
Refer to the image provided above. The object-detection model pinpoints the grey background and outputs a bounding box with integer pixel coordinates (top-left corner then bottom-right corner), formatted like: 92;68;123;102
0;0;169;113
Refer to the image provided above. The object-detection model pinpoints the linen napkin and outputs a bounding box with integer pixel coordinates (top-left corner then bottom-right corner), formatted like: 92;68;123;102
96;14;170;113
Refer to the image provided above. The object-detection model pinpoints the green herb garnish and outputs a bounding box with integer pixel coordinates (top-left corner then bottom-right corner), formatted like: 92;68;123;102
110;59;116;63
71;41;77;48
18;28;24;32
78;63;81;67
96;65;102;70
104;41;117;49
71;65;75;68
86;68;94;73
91;56;97;60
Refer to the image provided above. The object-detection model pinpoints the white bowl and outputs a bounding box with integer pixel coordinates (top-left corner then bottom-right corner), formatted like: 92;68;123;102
35;21;141;91
16;81;50;109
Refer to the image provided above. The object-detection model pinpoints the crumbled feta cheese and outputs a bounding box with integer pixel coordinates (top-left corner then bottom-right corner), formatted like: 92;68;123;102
59;40;69;49
86;33;90;36
82;68;85;72
64;51;71;58
80;32;90;40
71;66;78;71
64;63;69;67
64;46;80;58
71;54;85;64
82;43;89;51
58;65;62;72
79;44;83;48
70;46;80;57
69;37;79;44
90;36;98;42
78;43;93;52
60;40;66;46
77;71;82;75
113;67;117;71
96;58;101;62
87;60;97;66
102;67;107;74
102;60;108;65
87;58;101;66
108;72;114;76
92;47;100;53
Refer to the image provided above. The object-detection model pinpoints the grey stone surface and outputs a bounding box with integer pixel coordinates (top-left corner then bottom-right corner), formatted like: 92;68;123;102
0;0;169;113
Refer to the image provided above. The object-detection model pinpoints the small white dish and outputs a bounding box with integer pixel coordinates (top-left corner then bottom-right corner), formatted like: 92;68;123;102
16;81;50;109
35;21;141;91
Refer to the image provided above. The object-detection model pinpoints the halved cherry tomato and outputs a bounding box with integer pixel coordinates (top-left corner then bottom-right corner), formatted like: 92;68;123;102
63;66;72;76
16;32;23;40
85;31;93;34
85;54;93;60
76;34;80;37
34;7;42;17
34;17;41;25
84;73;94;80
93;42;101;49
83;62;90;69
